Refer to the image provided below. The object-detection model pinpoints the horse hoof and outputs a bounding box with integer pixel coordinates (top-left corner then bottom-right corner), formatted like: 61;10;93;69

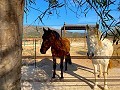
51;77;57;82
65;69;67;71
60;77;64;80
98;75;102;78
104;86;109;90
52;76;55;78
61;76;64;78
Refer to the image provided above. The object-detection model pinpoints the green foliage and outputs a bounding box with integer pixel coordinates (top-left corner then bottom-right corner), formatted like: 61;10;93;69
24;0;120;44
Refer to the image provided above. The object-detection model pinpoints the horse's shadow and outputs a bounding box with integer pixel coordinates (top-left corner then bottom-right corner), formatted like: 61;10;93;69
76;51;87;55
36;58;103;89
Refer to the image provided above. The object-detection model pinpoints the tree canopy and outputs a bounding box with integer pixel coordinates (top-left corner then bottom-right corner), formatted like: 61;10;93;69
25;0;120;44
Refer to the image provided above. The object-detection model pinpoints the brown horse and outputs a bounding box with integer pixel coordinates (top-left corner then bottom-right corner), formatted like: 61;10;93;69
40;28;72;79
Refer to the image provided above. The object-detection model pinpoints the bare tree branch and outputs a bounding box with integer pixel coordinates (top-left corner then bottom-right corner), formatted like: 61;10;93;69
24;0;120;44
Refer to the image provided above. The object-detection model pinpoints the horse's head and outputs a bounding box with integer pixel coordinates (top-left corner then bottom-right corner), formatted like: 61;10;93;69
86;23;100;57
86;23;99;37
40;27;60;54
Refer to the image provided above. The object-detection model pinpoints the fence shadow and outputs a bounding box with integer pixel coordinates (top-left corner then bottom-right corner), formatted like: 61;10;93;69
35;58;102;89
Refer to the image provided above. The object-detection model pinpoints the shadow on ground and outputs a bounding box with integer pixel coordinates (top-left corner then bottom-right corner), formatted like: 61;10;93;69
34;58;103;90
76;50;87;55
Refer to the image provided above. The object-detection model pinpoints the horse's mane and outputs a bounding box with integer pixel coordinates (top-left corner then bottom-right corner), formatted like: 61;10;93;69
50;29;60;40
86;25;103;48
95;29;103;48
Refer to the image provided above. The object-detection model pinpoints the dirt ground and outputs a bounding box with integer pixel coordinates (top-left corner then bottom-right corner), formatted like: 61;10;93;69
21;39;120;90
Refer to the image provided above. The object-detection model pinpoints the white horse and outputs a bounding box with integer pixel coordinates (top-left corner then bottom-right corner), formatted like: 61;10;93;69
86;24;113;90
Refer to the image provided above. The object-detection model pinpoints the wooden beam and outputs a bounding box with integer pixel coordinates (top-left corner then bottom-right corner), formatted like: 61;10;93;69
61;24;96;30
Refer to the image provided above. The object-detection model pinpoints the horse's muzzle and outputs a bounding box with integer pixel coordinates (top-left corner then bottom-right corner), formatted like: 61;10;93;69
87;52;94;58
40;49;46;54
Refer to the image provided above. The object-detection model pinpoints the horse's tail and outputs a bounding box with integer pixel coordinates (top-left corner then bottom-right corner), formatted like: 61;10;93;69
65;53;72;64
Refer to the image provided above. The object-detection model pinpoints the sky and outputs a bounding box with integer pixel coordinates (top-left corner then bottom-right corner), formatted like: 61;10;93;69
23;0;120;31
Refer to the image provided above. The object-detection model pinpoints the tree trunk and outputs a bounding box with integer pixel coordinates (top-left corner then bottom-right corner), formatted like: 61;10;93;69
0;0;24;90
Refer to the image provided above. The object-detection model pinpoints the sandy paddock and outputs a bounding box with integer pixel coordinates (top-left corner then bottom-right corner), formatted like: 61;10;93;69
21;39;120;90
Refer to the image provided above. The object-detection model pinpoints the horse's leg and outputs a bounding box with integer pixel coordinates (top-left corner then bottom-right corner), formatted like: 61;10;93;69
52;57;56;78
60;57;64;78
107;65;109;75
103;63;109;90
65;53;71;71
65;58;67;71
98;64;102;78
93;64;98;89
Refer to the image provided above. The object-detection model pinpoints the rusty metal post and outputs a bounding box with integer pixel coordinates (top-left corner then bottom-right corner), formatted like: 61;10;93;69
84;29;87;49
34;39;37;68
63;22;66;37
61;29;62;37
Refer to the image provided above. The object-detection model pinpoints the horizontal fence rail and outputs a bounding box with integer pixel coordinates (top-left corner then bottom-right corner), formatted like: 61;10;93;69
22;56;120;59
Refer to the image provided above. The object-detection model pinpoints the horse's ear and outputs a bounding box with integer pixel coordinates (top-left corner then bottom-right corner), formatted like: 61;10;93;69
48;28;52;33
48;28;51;31
86;24;89;30
43;27;47;32
96;23;99;29
95;23;99;35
